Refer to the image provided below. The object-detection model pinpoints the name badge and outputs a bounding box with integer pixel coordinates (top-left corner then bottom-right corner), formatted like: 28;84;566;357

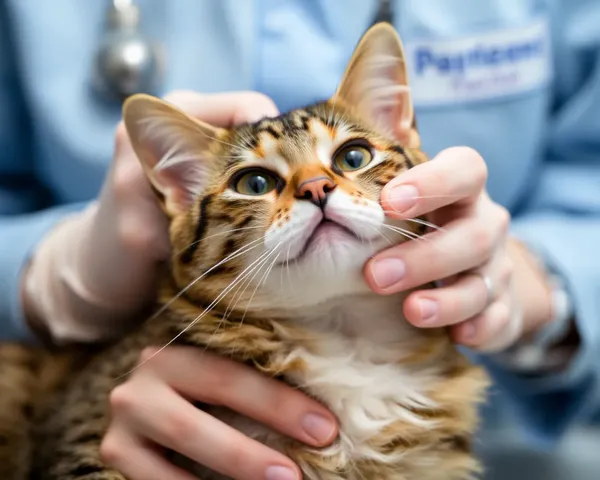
405;18;552;106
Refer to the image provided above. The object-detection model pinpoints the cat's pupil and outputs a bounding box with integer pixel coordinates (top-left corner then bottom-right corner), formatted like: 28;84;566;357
344;149;364;169
248;175;268;194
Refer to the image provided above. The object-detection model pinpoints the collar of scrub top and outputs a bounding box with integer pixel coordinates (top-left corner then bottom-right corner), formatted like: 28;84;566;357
91;0;394;103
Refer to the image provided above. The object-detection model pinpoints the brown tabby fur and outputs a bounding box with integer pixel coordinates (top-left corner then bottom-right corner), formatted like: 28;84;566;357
0;24;489;479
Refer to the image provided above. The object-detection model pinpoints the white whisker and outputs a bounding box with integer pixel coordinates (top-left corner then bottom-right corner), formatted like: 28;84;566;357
119;246;279;377
146;236;266;323
174;226;265;256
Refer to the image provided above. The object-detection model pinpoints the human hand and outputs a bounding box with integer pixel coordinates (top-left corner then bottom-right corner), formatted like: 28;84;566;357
365;147;554;353
22;90;279;344
101;347;338;480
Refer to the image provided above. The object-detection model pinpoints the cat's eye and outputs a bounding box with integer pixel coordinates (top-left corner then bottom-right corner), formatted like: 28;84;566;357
333;142;373;172
232;169;280;196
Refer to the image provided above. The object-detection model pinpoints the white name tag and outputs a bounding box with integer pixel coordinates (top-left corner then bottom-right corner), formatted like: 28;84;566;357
405;18;552;106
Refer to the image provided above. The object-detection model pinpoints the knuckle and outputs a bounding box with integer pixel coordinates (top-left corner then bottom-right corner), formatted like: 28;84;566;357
224;440;251;472
118;215;155;252
109;384;138;415
112;161;140;201
439;292;461;322
113;122;129;153
499;259;514;287
99;436;123;465
197;359;238;403
463;147;488;184
496;206;511;234
161;409;196;445
139;347;159;363
471;225;493;260
493;302;511;332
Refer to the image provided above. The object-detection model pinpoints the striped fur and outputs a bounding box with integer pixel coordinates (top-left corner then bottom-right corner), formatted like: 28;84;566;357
0;23;489;479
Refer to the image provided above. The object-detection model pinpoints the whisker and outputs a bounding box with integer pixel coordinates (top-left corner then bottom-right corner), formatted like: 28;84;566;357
174;226;265;256
381;224;427;242
285;244;295;294
145;236;266;323
362;223;393;246
240;249;282;325
176;247;278;359
224;243;280;319
403;217;447;233
118;246;278;378
260;250;281;288
214;245;282;346
379;211;446;234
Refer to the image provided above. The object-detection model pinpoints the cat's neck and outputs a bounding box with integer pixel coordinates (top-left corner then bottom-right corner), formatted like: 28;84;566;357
279;292;453;367
287;292;416;343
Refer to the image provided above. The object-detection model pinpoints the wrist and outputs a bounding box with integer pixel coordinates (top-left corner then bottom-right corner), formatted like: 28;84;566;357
495;238;578;374
508;238;554;336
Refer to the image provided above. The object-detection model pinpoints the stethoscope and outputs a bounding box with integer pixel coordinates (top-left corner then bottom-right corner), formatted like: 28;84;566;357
93;0;393;102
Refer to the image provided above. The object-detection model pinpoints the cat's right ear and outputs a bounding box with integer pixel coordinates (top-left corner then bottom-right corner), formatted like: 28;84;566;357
123;94;225;216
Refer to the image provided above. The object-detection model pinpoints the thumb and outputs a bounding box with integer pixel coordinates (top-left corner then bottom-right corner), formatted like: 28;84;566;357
163;90;279;126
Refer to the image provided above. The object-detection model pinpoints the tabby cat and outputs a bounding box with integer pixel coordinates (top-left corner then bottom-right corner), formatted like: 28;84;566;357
0;23;489;480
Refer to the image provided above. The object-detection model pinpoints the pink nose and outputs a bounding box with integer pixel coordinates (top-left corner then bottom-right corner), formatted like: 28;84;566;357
295;176;336;207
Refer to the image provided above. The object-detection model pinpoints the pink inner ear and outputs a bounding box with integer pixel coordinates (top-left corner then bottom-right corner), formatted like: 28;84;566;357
360;82;413;140
152;149;214;212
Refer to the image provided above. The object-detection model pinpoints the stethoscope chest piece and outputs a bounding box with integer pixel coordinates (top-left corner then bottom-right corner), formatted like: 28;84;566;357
92;0;163;102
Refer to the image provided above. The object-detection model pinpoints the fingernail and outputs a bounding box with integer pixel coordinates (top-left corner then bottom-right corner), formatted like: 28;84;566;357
302;413;336;444
418;298;438;324
388;185;419;213
371;258;406;288
265;465;298;480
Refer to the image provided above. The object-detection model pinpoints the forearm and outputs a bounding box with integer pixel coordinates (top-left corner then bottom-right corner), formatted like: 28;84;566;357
19;202;155;346
0;202;88;342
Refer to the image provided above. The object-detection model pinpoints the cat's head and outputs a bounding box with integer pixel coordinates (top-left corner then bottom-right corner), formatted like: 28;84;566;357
123;23;426;313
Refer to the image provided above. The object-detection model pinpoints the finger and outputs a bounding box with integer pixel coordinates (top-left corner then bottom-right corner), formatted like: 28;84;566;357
123;381;301;480
163;90;280;126
101;429;198;480
380;147;487;219
402;253;512;328
366;215;499;294
450;292;521;352
142;347;338;447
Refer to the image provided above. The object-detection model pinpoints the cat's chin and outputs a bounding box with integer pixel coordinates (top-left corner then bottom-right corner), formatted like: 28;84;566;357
289;219;362;265
264;234;386;310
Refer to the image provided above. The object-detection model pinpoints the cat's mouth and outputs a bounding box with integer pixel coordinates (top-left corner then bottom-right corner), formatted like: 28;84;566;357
289;219;360;264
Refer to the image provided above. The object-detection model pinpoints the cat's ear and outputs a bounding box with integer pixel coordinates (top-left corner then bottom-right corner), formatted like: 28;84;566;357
334;23;419;148
123;94;225;216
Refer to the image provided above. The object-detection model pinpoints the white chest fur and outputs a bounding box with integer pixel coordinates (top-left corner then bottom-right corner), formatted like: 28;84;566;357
192;294;448;480
282;295;441;455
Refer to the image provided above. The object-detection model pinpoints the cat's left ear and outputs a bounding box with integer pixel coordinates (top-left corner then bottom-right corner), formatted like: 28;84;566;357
123;94;225;216
334;23;420;148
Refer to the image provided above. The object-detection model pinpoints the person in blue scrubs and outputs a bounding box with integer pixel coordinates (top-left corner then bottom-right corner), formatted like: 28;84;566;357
1;1;599;479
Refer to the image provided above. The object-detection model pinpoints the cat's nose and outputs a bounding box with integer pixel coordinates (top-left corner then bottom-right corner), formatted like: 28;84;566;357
295;176;337;208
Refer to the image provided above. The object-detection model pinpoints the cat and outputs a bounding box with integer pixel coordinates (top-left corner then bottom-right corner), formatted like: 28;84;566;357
0;23;489;480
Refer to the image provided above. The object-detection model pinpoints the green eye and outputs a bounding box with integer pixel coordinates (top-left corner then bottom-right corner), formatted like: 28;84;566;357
333;144;373;171
233;170;279;196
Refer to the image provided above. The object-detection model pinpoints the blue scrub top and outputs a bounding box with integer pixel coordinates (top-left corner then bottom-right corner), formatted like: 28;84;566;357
1;0;599;454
